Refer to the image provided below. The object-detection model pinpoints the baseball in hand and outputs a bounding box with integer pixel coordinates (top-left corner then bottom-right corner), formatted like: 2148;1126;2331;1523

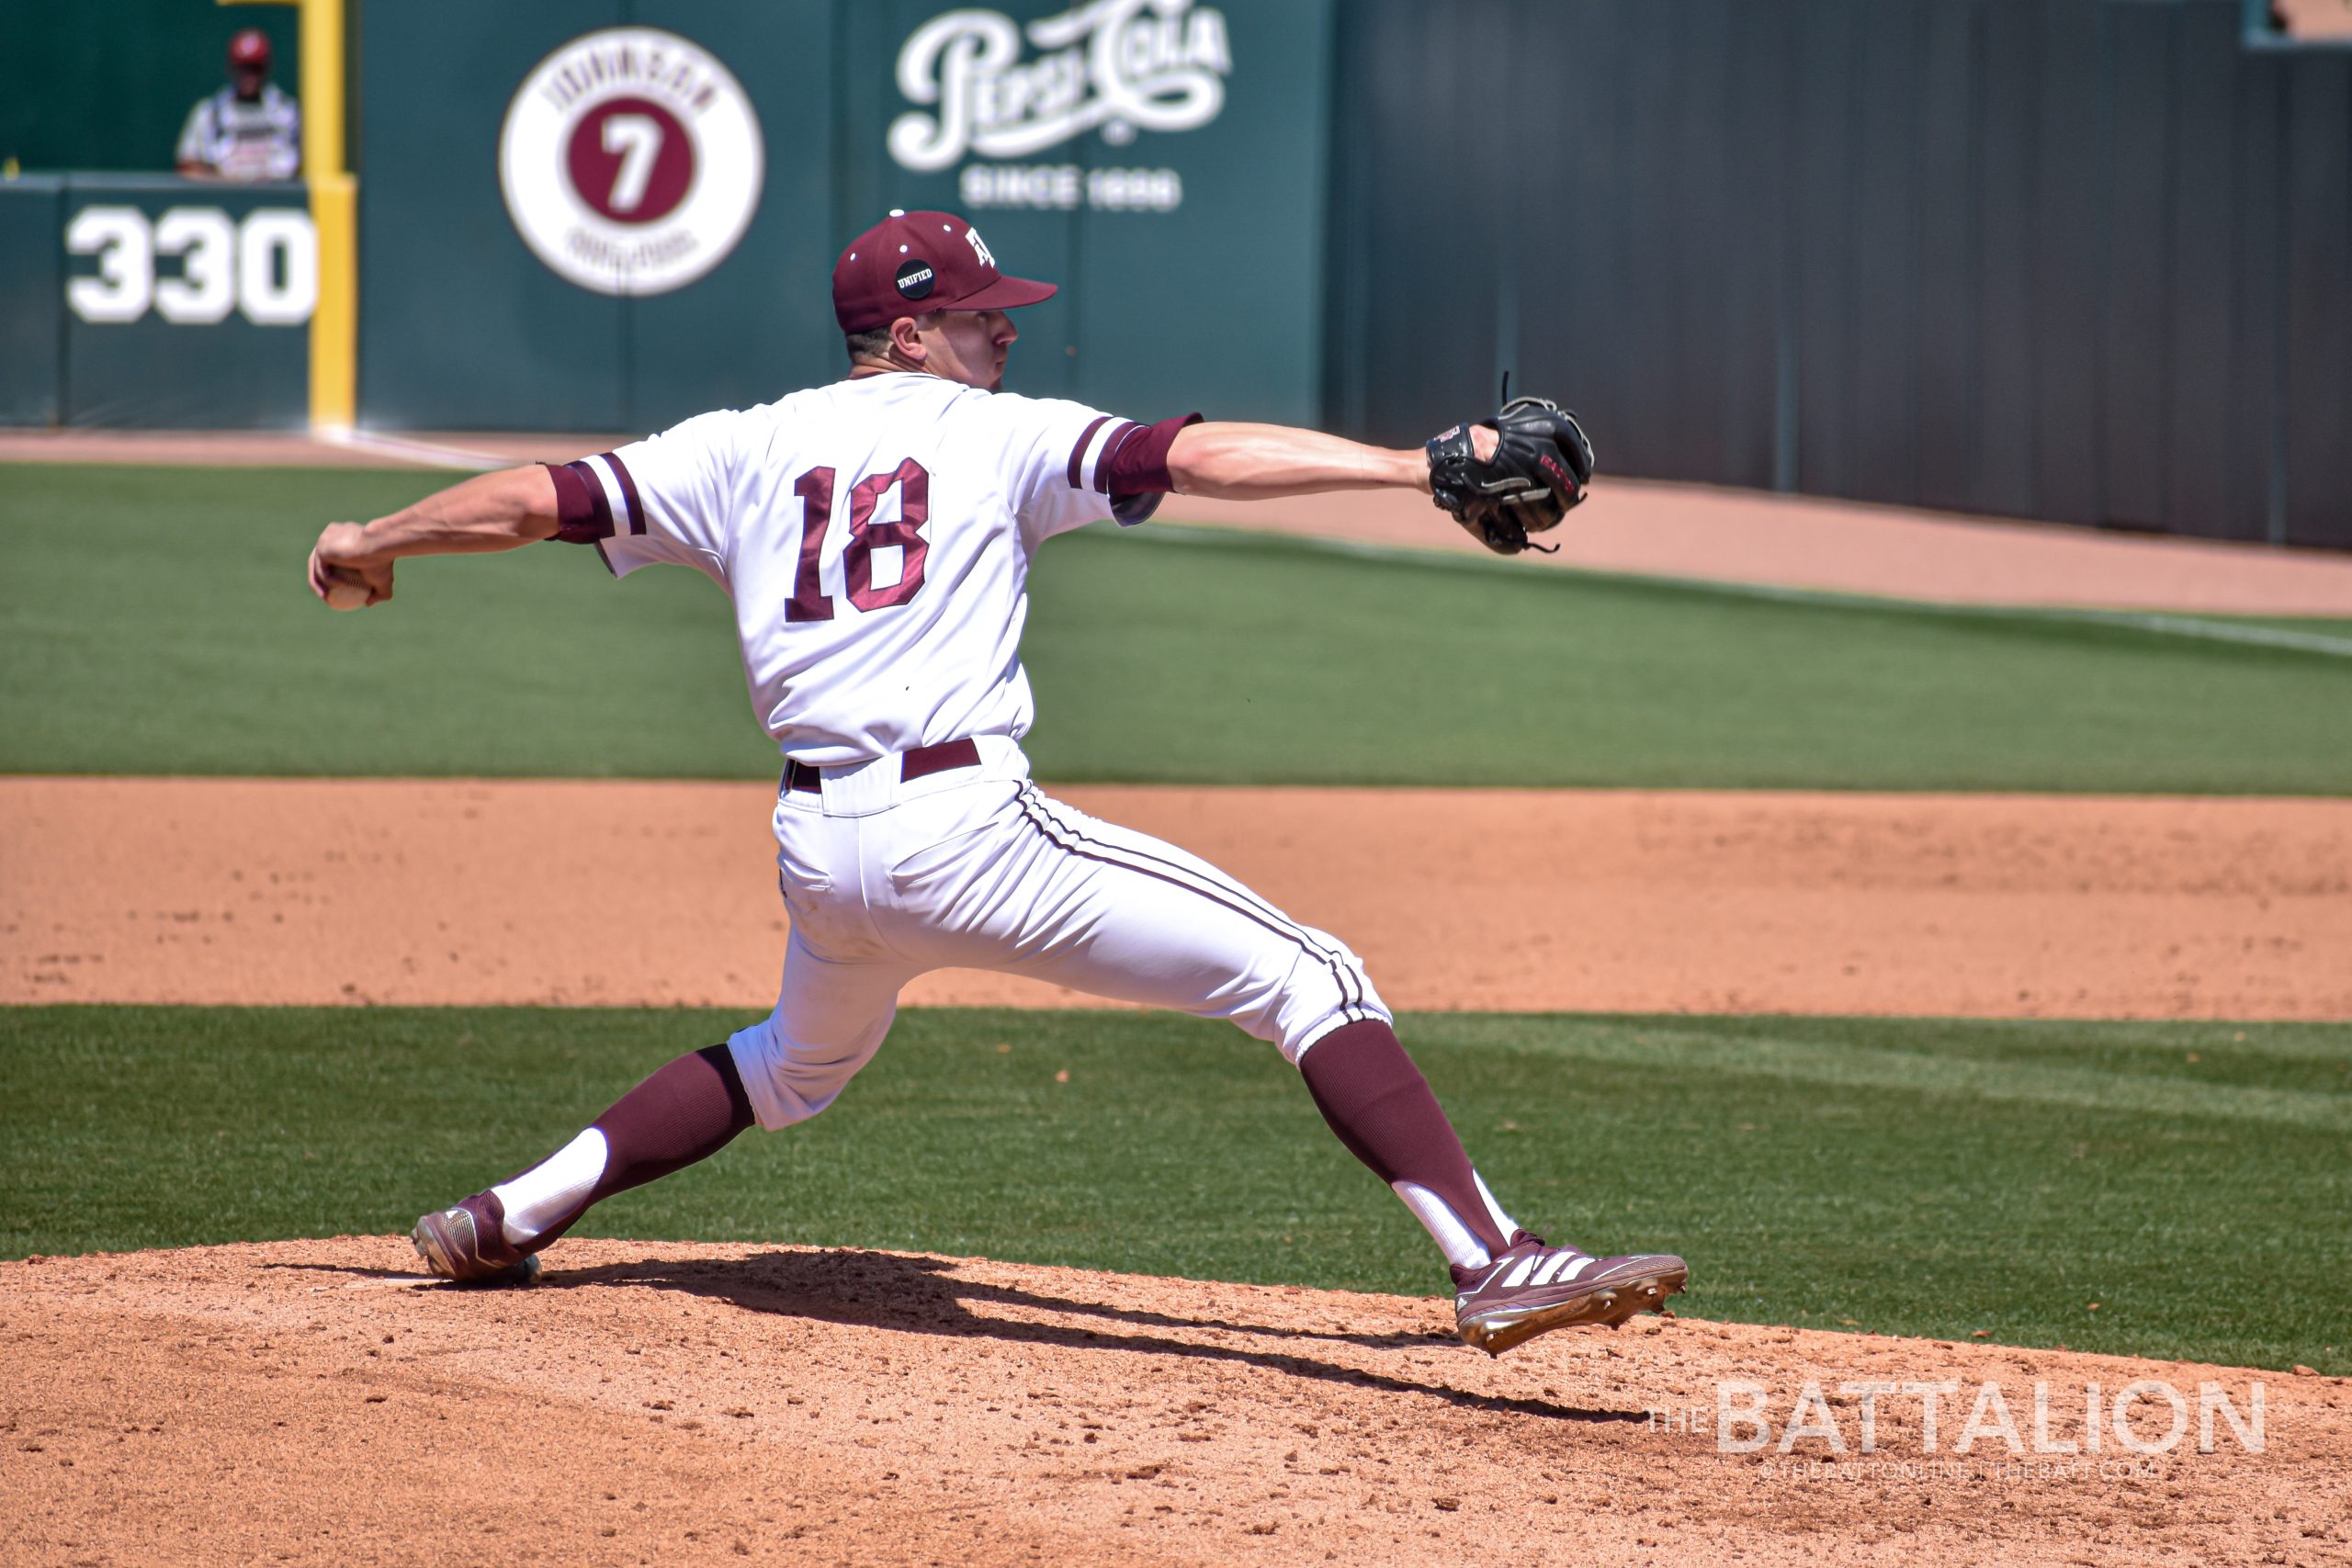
310;532;384;610
310;549;375;609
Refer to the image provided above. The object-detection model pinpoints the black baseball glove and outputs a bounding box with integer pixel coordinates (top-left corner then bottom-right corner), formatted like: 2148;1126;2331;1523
1425;395;1596;555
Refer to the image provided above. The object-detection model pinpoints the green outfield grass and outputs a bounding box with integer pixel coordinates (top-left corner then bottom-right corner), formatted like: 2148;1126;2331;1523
5;463;2349;790
3;1005;2344;1373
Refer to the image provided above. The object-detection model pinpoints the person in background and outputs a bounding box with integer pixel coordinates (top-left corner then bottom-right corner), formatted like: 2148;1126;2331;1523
175;28;300;182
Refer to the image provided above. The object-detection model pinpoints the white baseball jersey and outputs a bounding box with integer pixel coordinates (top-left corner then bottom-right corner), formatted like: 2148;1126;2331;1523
574;373;1148;765
552;368;1390;1141
175;85;300;182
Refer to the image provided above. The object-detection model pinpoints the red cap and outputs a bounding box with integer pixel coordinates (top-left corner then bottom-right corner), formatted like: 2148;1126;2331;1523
832;209;1056;333
229;28;271;69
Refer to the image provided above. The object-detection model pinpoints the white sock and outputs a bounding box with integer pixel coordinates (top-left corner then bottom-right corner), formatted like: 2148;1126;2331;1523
1472;1171;1522;1242
1390;1170;1532;1272
490;1128;608;1247
1393;1179;1494;1270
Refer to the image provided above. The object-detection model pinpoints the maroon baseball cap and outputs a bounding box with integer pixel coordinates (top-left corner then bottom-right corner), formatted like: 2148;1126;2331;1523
229;28;271;69
832;209;1057;333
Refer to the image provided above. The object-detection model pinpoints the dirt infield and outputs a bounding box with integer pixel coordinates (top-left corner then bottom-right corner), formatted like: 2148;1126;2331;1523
11;425;2352;614
3;1240;2343;1568
6;777;2347;1018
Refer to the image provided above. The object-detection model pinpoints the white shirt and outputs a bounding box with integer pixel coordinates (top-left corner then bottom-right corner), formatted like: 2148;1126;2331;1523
578;373;1148;764
175;85;300;182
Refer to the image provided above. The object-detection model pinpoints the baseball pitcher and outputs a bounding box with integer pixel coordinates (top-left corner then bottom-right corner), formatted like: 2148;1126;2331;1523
309;209;1683;1354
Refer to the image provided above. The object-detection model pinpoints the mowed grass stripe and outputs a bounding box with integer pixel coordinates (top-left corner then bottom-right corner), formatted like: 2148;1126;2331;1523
1146;520;2352;660
6;464;2349;791
1451;1017;2352;1131
2;1006;2344;1374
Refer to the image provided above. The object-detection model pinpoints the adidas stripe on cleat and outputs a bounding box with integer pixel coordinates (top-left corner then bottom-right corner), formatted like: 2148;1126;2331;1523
410;1190;543;1286
1453;1239;1687;1355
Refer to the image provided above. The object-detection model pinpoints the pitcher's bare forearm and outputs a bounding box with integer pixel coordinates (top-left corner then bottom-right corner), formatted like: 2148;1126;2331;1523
1166;423;1426;501
306;466;560;608
1165;421;1498;502
336;466;561;564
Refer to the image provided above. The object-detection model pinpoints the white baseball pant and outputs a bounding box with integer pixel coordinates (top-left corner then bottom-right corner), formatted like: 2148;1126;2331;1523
725;736;1390;1131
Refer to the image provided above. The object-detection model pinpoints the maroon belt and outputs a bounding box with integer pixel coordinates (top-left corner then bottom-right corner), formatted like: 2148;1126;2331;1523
784;737;981;795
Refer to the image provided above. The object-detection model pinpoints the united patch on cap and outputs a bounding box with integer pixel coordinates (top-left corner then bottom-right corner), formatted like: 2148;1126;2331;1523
832;209;1056;333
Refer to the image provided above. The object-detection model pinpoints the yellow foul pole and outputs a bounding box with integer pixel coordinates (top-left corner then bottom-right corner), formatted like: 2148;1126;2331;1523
220;0;355;430
300;0;356;429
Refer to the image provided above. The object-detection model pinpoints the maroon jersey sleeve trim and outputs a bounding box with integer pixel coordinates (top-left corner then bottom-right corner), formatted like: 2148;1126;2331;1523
1065;415;1114;489
1099;412;1203;496
600;451;647;536
543;460;612;543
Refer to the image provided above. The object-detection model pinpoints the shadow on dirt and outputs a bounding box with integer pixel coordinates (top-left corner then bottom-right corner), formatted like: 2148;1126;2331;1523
262;1260;430;1282
517;1247;1651;1426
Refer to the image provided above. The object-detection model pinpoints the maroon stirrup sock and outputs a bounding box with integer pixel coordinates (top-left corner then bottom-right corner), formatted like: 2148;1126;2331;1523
1296;1020;1512;1258
522;1043;754;1248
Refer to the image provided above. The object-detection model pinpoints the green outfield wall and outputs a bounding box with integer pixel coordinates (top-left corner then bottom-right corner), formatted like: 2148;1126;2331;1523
5;1;2344;553
1;174;312;428
353;0;1331;433
0;176;63;425
1326;0;2352;549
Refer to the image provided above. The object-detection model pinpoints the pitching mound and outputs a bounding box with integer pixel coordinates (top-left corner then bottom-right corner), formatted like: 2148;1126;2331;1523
3;1243;2342;1566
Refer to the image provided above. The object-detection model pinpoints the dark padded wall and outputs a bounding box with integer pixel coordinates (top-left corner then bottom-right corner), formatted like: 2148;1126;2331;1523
831;1;1333;424
0;179;63;424
356;0;845;433
356;0;628;432
1326;0;2352;549
2282;47;2352;542
55;176;312;429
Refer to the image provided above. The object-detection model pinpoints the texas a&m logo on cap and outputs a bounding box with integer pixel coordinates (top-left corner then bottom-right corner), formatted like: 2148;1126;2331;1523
831;209;1055;333
500;28;763;296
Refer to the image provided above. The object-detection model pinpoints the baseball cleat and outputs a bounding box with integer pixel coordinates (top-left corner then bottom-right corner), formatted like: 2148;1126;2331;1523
1453;1237;1687;1355
410;1190;542;1286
